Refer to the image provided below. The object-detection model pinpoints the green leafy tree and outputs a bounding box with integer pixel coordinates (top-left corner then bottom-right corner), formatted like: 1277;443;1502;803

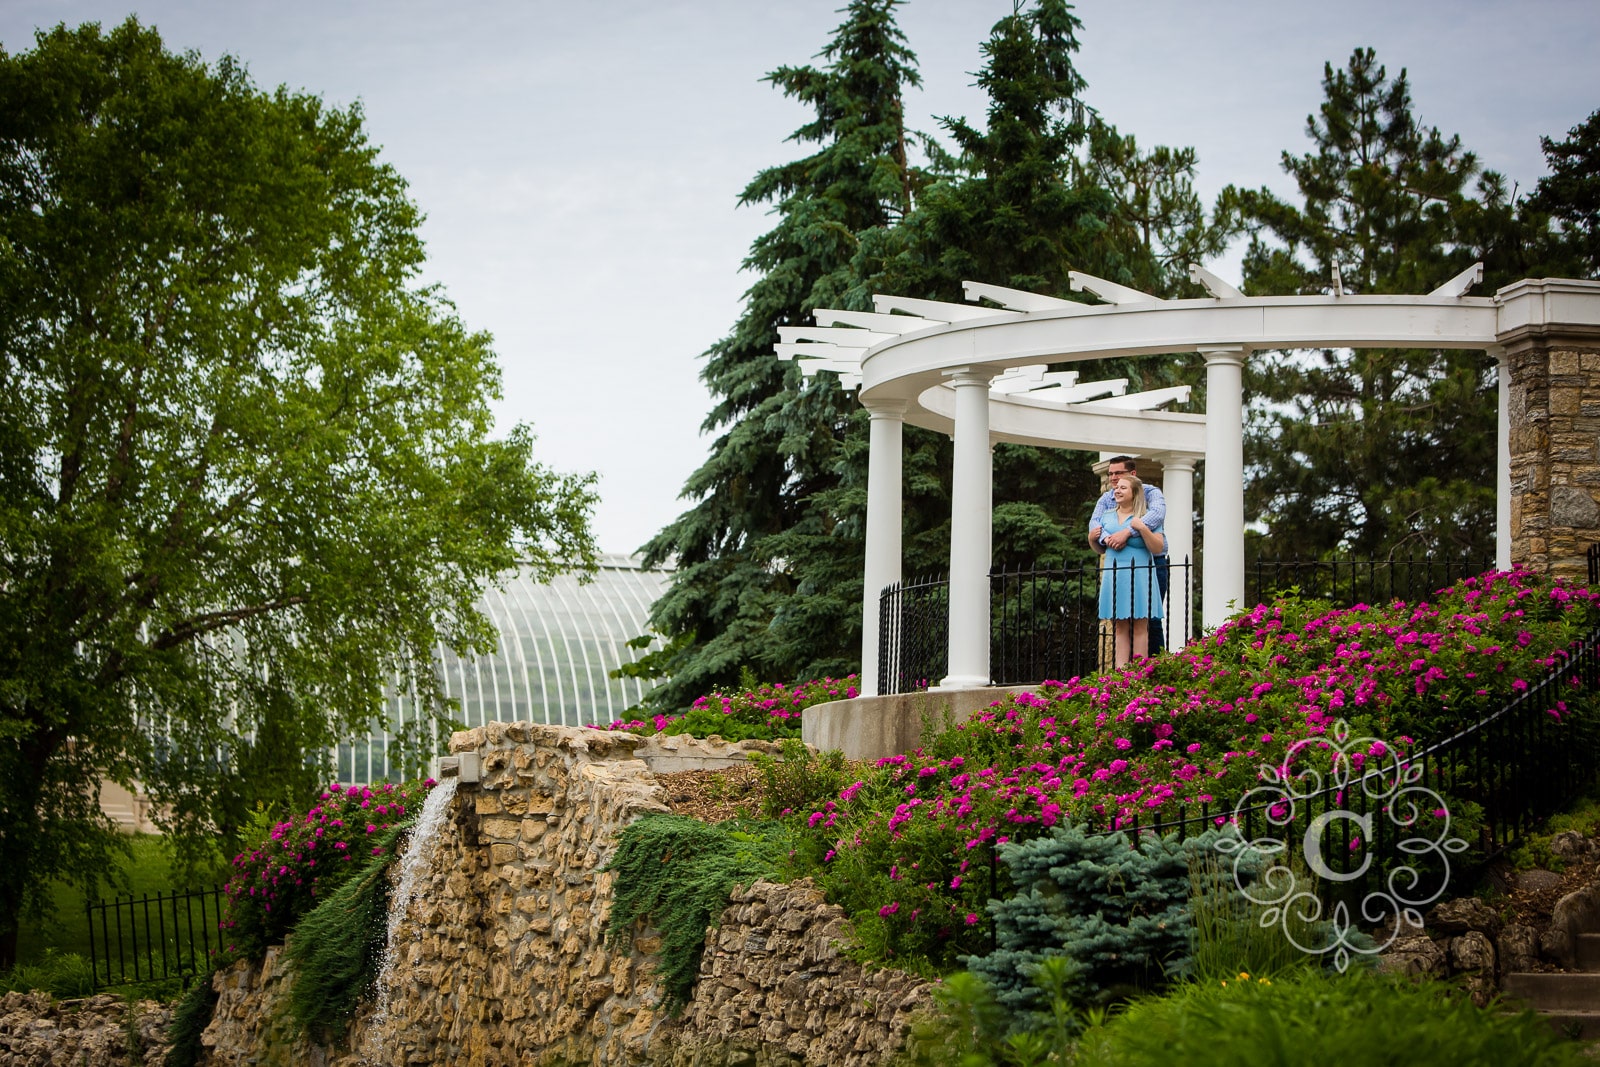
0;21;595;968
1223;49;1582;560
641;0;922;705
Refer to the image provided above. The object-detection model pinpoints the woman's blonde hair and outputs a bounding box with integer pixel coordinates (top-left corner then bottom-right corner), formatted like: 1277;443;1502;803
1117;474;1147;520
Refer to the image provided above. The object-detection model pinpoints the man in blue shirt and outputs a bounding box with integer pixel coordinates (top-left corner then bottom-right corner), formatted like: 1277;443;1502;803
1088;456;1169;654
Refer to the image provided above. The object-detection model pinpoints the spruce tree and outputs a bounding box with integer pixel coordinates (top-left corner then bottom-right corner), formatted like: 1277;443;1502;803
1223;49;1578;560
640;0;921;706
1531;108;1600;277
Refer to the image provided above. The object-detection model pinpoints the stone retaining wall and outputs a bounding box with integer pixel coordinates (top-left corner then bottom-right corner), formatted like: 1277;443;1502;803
199;723;930;1065
0;991;171;1066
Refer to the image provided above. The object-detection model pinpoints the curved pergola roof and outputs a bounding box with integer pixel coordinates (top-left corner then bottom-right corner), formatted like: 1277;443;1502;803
780;265;1504;456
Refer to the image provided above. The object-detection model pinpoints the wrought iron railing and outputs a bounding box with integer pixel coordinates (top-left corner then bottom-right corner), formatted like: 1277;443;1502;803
1081;625;1600;917
85;885;226;990
877;572;950;695
1246;556;1492;610
990;559;1195;686
880;556;1490;694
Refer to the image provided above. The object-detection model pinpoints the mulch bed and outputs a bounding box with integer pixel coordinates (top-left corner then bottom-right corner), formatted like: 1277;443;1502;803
656;766;768;823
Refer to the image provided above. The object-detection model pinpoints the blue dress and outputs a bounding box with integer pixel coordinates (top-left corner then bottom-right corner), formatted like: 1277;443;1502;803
1098;513;1163;620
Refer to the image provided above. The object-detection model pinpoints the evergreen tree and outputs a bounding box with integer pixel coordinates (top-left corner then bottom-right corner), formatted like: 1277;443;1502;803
640;0;921;706
647;2;1229;701
1531;108;1600;276
1223;49;1580;560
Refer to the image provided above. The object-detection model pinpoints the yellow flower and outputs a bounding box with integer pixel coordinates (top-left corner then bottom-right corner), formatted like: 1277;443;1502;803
1237;972;1250;981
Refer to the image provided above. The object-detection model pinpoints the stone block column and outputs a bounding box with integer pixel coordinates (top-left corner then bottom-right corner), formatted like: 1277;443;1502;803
1498;279;1600;579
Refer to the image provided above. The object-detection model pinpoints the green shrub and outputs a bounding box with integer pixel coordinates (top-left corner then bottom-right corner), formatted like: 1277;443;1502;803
281;822;410;1044
749;739;849;819
163;979;220;1067
965;827;1247;1017
0;949;96;998
1187;852;1326;983
603;815;781;1011
1071;970;1589;1067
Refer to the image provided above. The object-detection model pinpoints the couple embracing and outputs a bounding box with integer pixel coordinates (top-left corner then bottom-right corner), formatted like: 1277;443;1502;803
1088;456;1168;668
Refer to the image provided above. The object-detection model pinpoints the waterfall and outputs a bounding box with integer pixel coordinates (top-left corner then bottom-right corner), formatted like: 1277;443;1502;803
365;775;458;1057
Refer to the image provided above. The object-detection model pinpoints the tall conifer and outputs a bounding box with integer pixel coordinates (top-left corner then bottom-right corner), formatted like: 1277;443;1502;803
641;0;920;705
1225;49;1582;559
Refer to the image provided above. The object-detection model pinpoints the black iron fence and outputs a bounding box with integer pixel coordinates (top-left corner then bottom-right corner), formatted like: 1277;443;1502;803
877;571;950;695
1246;556;1493;610
1086;624;1600;916
991;558;1195;686
86;885;226;990
881;556;1491;694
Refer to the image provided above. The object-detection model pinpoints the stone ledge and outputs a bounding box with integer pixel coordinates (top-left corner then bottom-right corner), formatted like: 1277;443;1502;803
802;686;1036;762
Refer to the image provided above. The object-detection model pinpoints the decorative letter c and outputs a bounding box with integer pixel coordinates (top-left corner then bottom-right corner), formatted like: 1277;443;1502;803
1303;811;1373;883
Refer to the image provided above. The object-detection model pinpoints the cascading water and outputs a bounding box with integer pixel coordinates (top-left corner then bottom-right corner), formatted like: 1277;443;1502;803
364;775;458;1058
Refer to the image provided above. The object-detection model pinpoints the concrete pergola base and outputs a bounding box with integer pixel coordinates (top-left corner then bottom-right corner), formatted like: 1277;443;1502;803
801;686;1036;762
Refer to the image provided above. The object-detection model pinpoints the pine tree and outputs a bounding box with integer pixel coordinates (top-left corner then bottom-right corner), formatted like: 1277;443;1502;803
640;0;921;706
1223;49;1576;560
1531;108;1600;276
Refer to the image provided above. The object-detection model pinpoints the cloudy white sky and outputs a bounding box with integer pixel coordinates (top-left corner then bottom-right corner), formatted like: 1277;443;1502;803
4;1;1596;554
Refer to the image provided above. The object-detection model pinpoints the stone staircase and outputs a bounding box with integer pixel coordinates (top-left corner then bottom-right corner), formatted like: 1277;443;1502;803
1505;928;1600;1037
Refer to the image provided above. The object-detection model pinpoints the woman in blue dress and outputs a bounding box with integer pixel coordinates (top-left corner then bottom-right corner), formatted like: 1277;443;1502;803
1098;474;1166;668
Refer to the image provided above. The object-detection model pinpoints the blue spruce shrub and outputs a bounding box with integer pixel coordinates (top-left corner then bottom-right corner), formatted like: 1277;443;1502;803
966;825;1251;1015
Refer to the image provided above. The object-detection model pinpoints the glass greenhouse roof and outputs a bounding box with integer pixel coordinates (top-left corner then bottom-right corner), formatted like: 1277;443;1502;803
338;553;671;784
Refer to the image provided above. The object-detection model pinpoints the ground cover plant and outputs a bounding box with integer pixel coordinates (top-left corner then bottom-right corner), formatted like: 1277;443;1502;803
598;674;859;742
783;570;1600;969
603;814;783;1011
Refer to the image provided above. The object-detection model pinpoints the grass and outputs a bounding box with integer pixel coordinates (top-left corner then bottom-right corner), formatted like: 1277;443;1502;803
14;834;205;966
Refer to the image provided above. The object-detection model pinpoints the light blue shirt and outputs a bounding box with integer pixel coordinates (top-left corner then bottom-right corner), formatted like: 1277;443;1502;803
1089;484;1167;554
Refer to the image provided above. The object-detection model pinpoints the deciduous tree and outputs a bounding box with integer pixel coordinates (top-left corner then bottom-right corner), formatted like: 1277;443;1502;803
0;20;595;968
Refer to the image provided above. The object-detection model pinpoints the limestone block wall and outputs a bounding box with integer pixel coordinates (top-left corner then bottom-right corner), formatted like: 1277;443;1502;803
0;991;171;1066
1506;328;1600;577
199;723;931;1066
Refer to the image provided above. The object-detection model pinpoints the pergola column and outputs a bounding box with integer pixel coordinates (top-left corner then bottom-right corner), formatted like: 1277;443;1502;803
859;398;906;697
1200;346;1246;627
1496;279;1600;578
939;368;993;690
1494;347;1511;571
1154;452;1198;634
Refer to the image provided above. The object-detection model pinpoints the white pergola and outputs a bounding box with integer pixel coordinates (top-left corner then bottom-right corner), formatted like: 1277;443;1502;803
781;268;1587;696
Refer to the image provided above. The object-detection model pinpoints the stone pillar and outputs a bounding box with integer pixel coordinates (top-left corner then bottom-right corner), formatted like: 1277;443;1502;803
1495;347;1511;572
1498;279;1600;579
1200;346;1247;627
939;369;993;690
860;399;906;697
1155;452;1198;641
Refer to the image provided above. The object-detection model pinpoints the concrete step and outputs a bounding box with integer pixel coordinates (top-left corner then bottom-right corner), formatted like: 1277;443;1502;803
1538;1012;1600;1040
1504;973;1600;1013
1577;933;1600;973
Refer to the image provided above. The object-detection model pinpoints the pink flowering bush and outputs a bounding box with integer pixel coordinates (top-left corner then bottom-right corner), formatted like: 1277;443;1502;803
220;778;434;958
791;570;1600;968
597;674;860;741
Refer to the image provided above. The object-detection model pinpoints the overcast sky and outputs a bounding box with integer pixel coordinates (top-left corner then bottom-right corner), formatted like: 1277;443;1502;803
4;1;1597;554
